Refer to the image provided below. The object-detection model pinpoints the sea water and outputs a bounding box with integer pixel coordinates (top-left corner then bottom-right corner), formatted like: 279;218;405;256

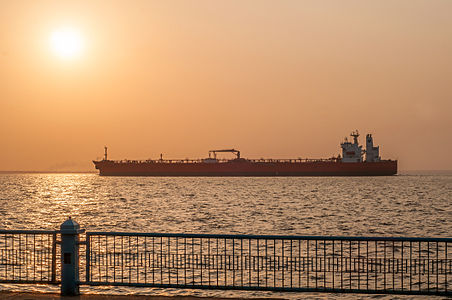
0;173;451;298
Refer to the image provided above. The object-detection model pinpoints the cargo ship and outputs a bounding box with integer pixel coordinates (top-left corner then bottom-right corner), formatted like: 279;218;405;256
93;131;397;176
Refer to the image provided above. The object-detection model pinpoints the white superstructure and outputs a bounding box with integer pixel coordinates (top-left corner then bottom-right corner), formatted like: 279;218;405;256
341;131;363;162
365;134;381;162
340;131;383;163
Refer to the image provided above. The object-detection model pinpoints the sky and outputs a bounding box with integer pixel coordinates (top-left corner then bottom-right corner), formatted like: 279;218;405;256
0;0;451;171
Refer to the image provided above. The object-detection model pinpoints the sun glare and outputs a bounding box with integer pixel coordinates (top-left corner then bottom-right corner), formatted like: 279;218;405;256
50;28;84;59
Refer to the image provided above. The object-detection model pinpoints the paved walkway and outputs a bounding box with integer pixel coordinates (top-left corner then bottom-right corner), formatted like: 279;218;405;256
0;291;284;300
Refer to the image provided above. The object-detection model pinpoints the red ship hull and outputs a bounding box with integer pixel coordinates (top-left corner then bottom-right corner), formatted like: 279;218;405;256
93;159;397;176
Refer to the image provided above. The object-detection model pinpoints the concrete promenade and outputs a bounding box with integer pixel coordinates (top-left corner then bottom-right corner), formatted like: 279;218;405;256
0;291;284;300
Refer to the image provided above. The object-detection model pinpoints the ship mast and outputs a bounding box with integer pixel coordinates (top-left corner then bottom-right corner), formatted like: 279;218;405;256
350;130;360;144
104;146;108;161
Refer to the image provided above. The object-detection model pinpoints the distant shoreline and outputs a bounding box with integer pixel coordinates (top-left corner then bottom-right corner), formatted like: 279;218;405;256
398;170;452;175
0;171;97;174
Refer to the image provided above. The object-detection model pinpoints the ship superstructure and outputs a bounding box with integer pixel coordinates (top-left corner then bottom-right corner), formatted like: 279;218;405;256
340;130;363;163
365;134;381;162
93;131;397;176
340;131;382;163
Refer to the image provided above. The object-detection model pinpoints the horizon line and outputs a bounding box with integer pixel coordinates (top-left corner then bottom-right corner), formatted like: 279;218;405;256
1;170;452;174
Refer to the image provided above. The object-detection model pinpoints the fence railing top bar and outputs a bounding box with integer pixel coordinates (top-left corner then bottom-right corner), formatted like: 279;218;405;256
85;231;452;242
0;229;58;235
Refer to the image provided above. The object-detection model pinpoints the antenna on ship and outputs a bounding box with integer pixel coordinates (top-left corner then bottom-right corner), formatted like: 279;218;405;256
104;146;108;161
351;130;360;145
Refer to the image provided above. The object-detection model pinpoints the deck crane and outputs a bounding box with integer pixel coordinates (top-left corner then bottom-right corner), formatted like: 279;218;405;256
208;149;241;159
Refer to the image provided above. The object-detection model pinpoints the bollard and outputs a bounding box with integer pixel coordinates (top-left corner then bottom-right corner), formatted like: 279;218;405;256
60;217;84;296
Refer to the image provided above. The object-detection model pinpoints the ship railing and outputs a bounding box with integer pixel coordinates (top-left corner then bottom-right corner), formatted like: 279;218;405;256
113;159;231;164
109;158;340;164
248;158;339;163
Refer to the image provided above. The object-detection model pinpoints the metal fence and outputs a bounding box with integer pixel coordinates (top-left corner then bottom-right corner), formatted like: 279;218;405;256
85;232;452;296
0;230;59;284
0;224;450;296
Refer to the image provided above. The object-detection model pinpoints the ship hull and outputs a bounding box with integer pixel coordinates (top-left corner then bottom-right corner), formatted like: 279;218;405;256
93;160;397;176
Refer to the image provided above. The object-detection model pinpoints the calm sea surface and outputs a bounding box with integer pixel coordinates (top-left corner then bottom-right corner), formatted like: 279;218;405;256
0;173;451;298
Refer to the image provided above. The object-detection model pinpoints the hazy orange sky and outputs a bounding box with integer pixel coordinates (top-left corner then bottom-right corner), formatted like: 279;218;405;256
1;0;451;171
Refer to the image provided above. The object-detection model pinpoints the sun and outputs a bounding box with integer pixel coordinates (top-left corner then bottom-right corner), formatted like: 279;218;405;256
50;28;84;59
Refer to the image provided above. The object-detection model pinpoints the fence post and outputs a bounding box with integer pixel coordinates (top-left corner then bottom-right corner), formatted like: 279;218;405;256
51;231;57;283
60;217;84;296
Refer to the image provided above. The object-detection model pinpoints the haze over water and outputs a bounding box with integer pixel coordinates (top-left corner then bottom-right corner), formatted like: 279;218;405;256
0;173;450;298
